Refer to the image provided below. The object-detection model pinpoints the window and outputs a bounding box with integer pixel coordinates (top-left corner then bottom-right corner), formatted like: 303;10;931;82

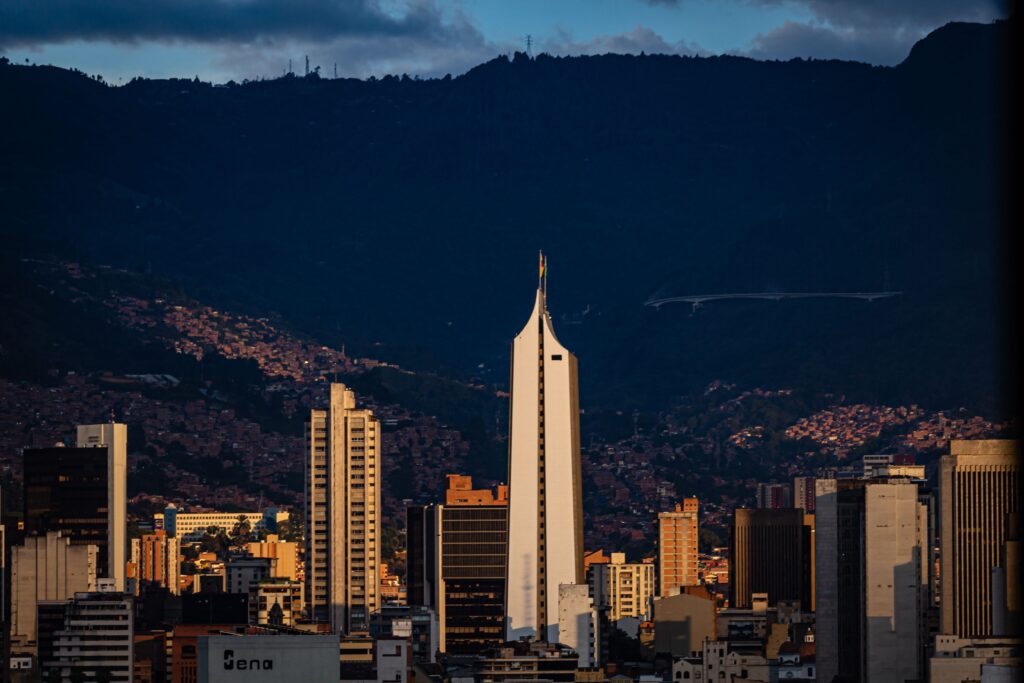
551;354;563;361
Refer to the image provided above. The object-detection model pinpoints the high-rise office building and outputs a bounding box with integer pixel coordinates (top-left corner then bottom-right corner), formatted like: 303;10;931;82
729;508;814;611
792;476;815;512
9;532;97;654
23;422;127;591
505;256;585;642
658;498;699;596
940;439;1020;638
131;529;180;595
305;383;381;633
755;482;792;509
815;476;934;683
408;475;508;655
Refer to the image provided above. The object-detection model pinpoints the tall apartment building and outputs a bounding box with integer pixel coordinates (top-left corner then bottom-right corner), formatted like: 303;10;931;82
588;553;655;630
23;423;127;591
408;475;508;655
815;476;934;683
9;532;97;654
131;529;180;594
658;498;699;596
305;383;381;633
940;439;1020;638
505;258;585;642
729;508;814;611
792;476;815;512
46;588;134;682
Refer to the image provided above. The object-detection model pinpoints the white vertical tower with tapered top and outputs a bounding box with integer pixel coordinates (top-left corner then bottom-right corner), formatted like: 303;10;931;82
505;253;585;642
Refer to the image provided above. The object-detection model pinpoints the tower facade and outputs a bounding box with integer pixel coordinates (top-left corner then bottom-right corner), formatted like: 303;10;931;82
305;383;381;633
505;259;585;642
658;498;699;596
940;439;1020;637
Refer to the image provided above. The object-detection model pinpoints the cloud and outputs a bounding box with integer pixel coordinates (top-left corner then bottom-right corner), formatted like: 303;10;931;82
0;0;469;48
740;0;1008;64
541;26;709;58
785;0;1008;31
744;20;919;65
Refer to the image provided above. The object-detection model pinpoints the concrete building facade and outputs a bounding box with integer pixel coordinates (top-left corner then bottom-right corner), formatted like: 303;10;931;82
9;532;97;654
557;583;599;668
505;261;585;642
940;439;1020;638
76;423;128;591
588;553;655;629
131;529;181;595
305;383;381;633
658;498;699;596
48;589;134;682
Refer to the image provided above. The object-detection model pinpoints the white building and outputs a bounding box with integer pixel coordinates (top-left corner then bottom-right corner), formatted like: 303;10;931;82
156;508;289;541
50;588;133;682
197;634;339;683
77;423;128;591
306;383;382;633
557;584;599;667
930;635;1022;682
9;532;97;655
589;553;655;634
505;256;585;642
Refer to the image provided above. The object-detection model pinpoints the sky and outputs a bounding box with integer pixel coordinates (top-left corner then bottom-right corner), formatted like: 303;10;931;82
0;0;1010;84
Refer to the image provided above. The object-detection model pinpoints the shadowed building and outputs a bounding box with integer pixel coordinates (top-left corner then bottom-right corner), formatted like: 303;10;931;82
816;476;934;683
729;509;813;611
407;476;508;655
505;255;585;642
23;423;127;591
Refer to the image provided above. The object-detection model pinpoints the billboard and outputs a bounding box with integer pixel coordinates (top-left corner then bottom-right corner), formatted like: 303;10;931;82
197;634;338;683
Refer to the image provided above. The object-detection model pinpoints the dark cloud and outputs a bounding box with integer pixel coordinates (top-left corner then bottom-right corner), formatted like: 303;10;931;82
0;0;465;48
744;20;916;64
784;0;1008;30
541;26;708;58
741;0;1007;64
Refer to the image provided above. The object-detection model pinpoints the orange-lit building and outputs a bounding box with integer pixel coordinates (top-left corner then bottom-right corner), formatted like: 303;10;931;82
132;529;181;595
245;534;300;581
658;498;699;596
444;474;508;506
583;549;611;574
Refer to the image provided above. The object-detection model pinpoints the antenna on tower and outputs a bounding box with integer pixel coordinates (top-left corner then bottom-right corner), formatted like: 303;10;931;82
525;34;533;57
334;63;338;79
288;58;292;75
305;55;309;76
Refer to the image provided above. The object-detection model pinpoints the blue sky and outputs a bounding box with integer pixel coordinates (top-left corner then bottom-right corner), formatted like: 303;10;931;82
0;0;1008;84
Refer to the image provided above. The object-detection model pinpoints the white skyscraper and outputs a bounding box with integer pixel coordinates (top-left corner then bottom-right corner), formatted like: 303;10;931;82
505;254;585;642
305;383;381;634
76;423;127;592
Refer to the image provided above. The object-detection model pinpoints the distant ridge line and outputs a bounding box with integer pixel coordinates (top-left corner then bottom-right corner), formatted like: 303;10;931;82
645;291;902;309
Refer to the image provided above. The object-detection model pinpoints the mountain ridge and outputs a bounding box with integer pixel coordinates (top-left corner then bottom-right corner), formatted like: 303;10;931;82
0;18;1011;415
